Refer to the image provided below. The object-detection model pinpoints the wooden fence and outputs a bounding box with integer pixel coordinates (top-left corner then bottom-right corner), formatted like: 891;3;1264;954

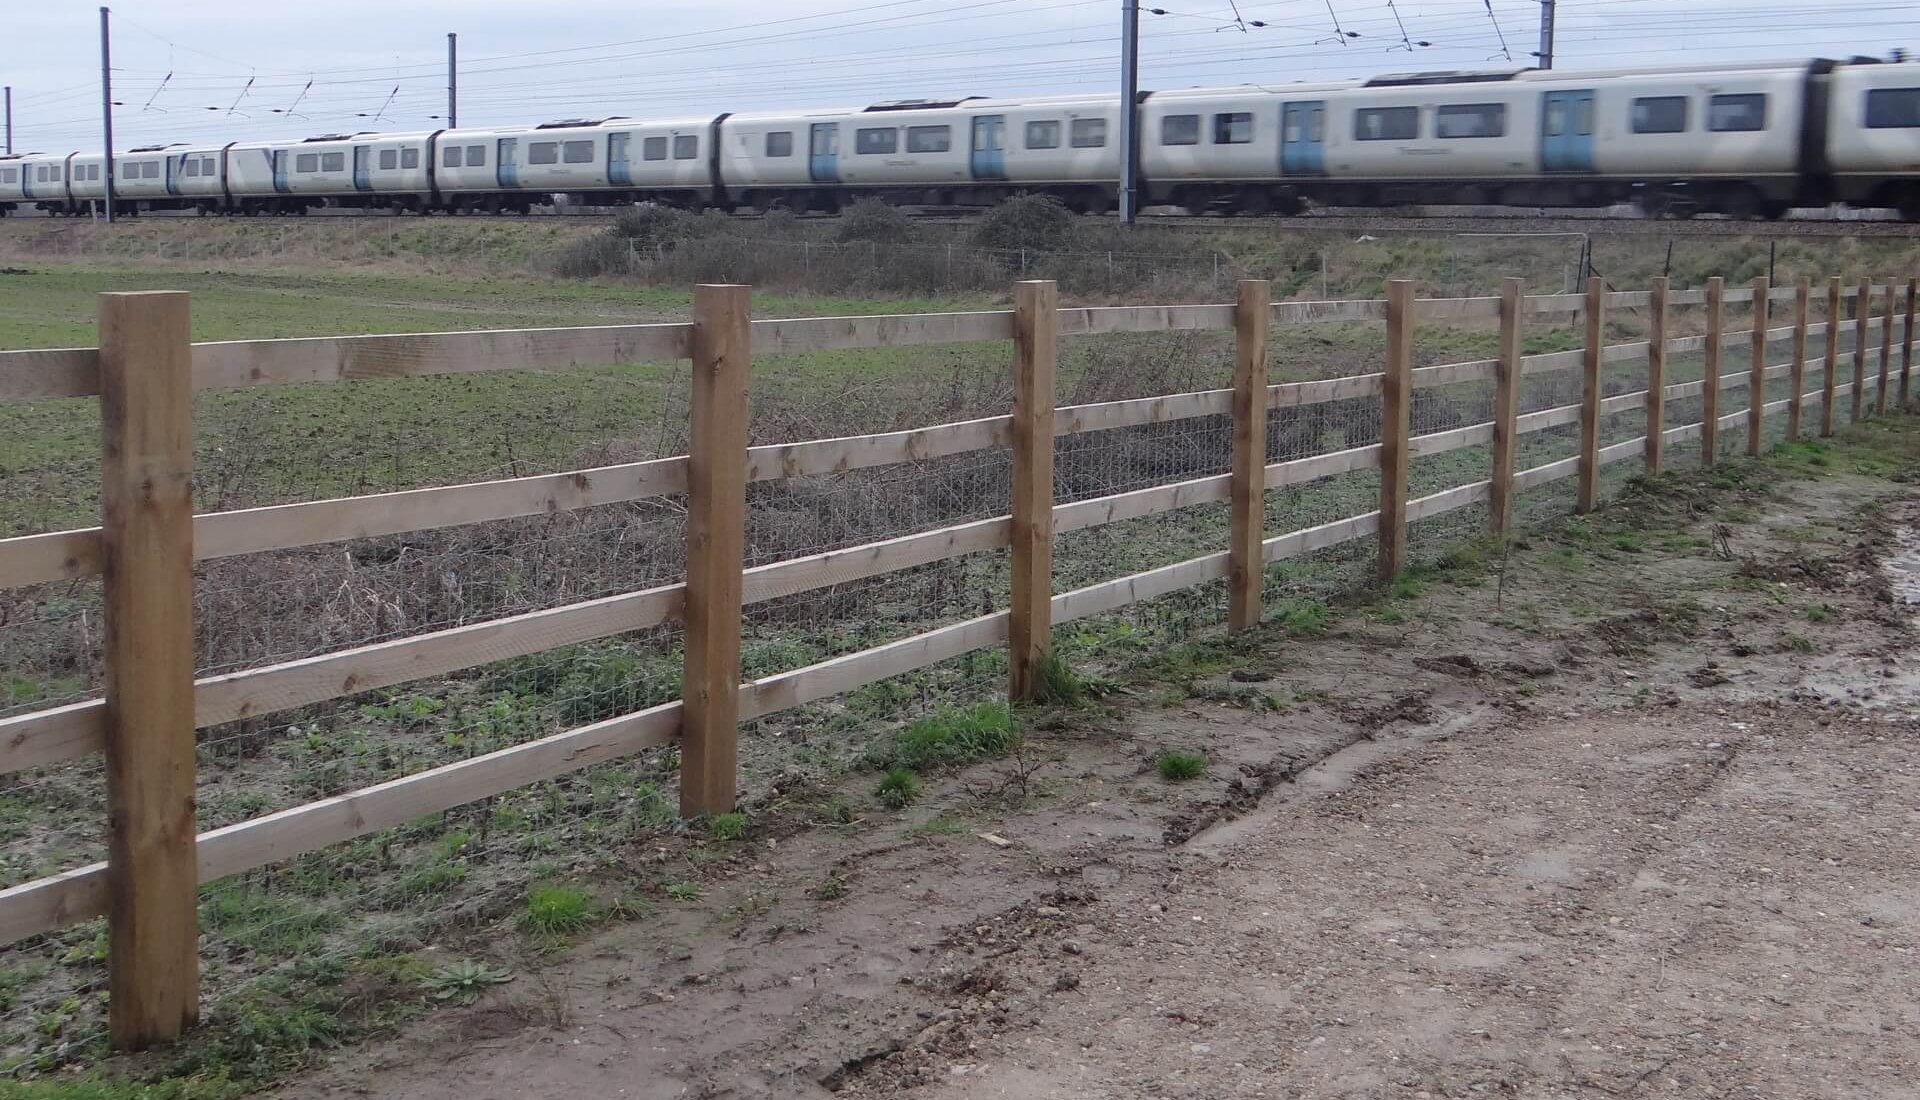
0;271;1914;1048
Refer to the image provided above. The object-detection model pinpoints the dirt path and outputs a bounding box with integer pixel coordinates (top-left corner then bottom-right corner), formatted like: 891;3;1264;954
277;426;1920;1100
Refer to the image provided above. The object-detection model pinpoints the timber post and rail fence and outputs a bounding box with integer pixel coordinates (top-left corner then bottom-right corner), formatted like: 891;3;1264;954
0;271;1914;1049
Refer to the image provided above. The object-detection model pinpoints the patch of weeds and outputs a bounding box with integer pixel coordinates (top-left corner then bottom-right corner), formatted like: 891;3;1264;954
811;872;850;901
423;960;514;1005
1273;598;1330;637
886;703;1019;772
876;767;921;809
1784;633;1816;654
200;886;343;957
518;883;598;939
1806;602;1835;623
817;795;859;826
1155;750;1207;782
907;815;970;837
664;881;702;902
1388;570;1427;600
1030;651;1088;706
1372;606;1407;624
1188;680;1285;711
1611;533;1645;554
707;811;748;842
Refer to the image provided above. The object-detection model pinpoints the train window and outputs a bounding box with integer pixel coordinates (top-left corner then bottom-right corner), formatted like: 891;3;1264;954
564;141;595;163
379;149;398;170
296;153;319;173
1025;120;1061;149
1866;87;1920;128
51;166;64;182
184;159;200;178
856;128;898;155
1071;118;1108;148
443;145;462;168
1;169;13;184
1355;107;1418;141
1212;112;1253;144
36;166;48;182
906;125;951;154
466;145;486;166
766;131;793;157
529;142;559;165
401;148;420;169
1161;114;1200;146
1436;103;1506;139
1630;97;1686;134
145;162;160;179
643;136;668;161
202;157;217;175
1708;94;1765;132
673;135;699;159
321;152;345;172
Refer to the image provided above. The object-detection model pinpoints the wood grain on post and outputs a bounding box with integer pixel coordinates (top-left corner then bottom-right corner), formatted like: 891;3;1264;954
1747;276;1769;456
1904;278;1917;410
1787;278;1809;441
1879;278;1895;414
1377;280;1413;580
1576;276;1604;513
1489;277;1523;534
1644;277;1668;472
680;284;750;818
1227;280;1269;631
1822;276;1841;436
98;292;199;1050
1702;277;1723;464
1853;276;1869;420
1008;281;1057;701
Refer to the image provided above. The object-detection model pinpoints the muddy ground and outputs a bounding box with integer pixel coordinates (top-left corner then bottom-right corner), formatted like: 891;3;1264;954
275;419;1920;1100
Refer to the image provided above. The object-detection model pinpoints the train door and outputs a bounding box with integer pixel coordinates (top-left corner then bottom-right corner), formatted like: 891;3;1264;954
497;138;520;189
271;149;290;193
164;155;181;196
352;146;372;191
970;115;1007;180
608;133;633;187
1541;90;1595;173
1280;101;1327;176
809;123;840;184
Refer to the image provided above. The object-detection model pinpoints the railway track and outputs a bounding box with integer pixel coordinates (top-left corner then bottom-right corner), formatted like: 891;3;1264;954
3;205;1913;237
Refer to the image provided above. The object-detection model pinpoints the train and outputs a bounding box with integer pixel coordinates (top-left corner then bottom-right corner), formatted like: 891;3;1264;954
3;56;1918;221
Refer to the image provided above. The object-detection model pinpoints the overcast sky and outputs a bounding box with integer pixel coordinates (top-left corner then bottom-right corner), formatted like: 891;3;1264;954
6;0;1914;153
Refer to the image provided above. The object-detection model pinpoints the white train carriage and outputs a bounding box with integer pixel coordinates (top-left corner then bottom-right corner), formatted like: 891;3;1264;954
719;93;1124;213
0;154;25;214
1824;60;1920;218
226;132;433;213
436;118;715;211
17;154;74;213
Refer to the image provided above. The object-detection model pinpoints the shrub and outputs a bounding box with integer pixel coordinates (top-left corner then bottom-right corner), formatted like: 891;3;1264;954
708;811;748;841
971;194;1077;253
833;198;915;245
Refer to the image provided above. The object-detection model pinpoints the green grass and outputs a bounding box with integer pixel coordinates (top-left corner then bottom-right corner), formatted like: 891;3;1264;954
1155;750;1208;782
518;883;597;938
885;703;1019;772
875;768;921;809
1806;602;1835;623
707;812;748;842
1272;598;1331;637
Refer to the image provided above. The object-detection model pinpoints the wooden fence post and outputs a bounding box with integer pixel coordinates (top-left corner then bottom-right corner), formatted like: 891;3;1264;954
1576;276;1603;513
1644;277;1667;474
1822;276;1840;437
98;291;199;1050
1748;276;1769;457
1879;276;1895;414
1702;277;1723;465
1228;279;1269;632
1008;280;1057;701
1377;279;1413;580
1853;275;1869;421
680;284;750;818
1904;277;1917;410
1787;277;1809;442
1489;277;1522;534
